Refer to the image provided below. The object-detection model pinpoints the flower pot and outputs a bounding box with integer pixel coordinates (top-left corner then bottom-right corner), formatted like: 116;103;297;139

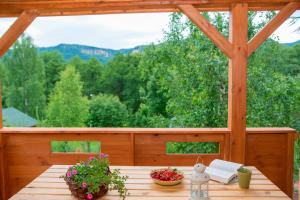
64;176;108;200
238;168;252;189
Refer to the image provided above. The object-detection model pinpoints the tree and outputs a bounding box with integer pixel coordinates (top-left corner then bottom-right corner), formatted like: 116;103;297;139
3;35;46;119
45;65;89;127
69;57;103;97
87;94;128;127
40;51;65;98
99;54;141;112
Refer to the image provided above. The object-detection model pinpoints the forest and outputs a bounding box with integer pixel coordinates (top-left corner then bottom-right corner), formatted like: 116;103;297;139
0;12;299;178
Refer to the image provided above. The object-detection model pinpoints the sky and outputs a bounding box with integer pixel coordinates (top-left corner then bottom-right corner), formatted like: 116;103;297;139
0;11;299;49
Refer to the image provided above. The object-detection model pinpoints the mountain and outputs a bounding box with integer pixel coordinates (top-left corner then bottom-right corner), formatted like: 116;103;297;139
282;40;300;47
38;43;144;63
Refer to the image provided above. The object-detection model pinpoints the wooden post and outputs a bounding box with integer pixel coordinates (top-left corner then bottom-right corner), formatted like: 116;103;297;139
0;10;39;57
228;3;248;163
0;82;4;200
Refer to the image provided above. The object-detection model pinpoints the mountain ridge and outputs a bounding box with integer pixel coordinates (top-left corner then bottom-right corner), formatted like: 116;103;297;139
39;40;299;63
38;43;145;63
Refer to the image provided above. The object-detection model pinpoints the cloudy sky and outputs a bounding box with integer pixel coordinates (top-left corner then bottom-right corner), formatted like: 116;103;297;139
0;11;299;49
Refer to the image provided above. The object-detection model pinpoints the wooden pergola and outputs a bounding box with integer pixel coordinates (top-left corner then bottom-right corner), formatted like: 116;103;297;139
0;0;299;199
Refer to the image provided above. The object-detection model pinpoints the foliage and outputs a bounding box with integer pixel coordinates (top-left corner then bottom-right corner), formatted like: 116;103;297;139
87;94;128;127
3;35;46;119
40;51;66;98
99;54;142;112
45;65;89;127
69;57;104;97
63;154;128;199
51;141;100;153
166;142;219;154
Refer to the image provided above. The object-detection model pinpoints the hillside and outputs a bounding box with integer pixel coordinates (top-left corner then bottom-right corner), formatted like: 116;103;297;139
282;39;300;46
39;43;144;63
38;40;299;63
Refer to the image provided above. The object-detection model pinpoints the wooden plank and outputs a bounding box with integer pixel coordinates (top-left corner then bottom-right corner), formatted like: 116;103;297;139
248;2;300;57
0;132;6;200
0;83;2;129
178;4;233;58
9;166;291;200
0;0;298;17
245;133;293;197
228;3;248;163
0;127;230;134
0;10;39;57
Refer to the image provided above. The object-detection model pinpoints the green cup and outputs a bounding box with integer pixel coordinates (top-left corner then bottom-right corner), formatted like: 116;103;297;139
237;168;252;189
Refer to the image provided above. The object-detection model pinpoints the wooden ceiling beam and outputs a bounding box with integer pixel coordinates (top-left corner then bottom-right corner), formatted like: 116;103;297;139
248;2;300;57
0;1;298;17
0;10;39;57
178;4;233;58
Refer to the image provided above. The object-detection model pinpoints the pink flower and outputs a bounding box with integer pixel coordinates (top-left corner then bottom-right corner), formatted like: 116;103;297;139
100;153;108;158
87;193;93;200
66;172;72;178
88;156;95;161
72;169;77;175
82;182;87;188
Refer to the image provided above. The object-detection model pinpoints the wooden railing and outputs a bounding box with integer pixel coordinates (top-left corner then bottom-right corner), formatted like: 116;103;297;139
0;127;297;199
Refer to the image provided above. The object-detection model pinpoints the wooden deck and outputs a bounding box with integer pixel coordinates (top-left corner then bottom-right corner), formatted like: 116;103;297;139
9;165;291;200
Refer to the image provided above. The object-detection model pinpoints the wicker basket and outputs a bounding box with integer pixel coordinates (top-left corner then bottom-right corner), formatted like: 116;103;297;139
64;177;108;199
64;167;111;200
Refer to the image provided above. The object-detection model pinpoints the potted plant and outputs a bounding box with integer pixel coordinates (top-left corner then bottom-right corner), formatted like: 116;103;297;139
62;153;128;200
237;167;252;189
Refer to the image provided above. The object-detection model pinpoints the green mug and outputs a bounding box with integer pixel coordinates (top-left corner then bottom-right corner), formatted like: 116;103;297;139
237;168;252;189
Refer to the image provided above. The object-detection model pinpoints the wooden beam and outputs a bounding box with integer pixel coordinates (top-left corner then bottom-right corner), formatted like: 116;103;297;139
0;83;2;129
248;2;300;56
0;0;298;17
228;3;248;163
178;4;233;58
0;132;5;200
0;10;39;57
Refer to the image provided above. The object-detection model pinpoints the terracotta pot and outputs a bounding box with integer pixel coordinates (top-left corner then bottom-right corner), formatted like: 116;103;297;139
238;169;252;189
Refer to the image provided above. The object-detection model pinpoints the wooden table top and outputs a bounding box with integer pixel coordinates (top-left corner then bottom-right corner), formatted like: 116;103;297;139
10;165;291;200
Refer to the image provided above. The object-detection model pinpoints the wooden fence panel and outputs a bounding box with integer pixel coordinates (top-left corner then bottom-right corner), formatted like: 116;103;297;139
245;128;297;197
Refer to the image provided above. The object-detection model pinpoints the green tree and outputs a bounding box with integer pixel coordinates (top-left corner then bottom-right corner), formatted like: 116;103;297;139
99;54;141;112
3;35;46;119
45;65;89;127
87;94;128;127
41;51;65;98
69;57;103;97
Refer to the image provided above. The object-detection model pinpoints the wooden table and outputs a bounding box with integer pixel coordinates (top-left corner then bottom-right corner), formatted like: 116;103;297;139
10;165;291;200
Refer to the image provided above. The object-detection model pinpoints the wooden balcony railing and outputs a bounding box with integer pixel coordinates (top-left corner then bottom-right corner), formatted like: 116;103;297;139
0;127;297;199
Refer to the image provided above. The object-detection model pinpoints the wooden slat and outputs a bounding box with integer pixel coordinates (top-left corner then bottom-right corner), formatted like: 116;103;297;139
0;10;39;57
178;4;233;58
9;165;291;200
228;3;248;163
248;2;300;57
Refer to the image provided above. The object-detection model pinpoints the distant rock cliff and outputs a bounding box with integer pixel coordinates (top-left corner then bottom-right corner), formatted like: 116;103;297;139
39;43;144;63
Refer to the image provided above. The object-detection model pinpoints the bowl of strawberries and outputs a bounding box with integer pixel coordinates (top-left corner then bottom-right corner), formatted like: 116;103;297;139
150;168;184;186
